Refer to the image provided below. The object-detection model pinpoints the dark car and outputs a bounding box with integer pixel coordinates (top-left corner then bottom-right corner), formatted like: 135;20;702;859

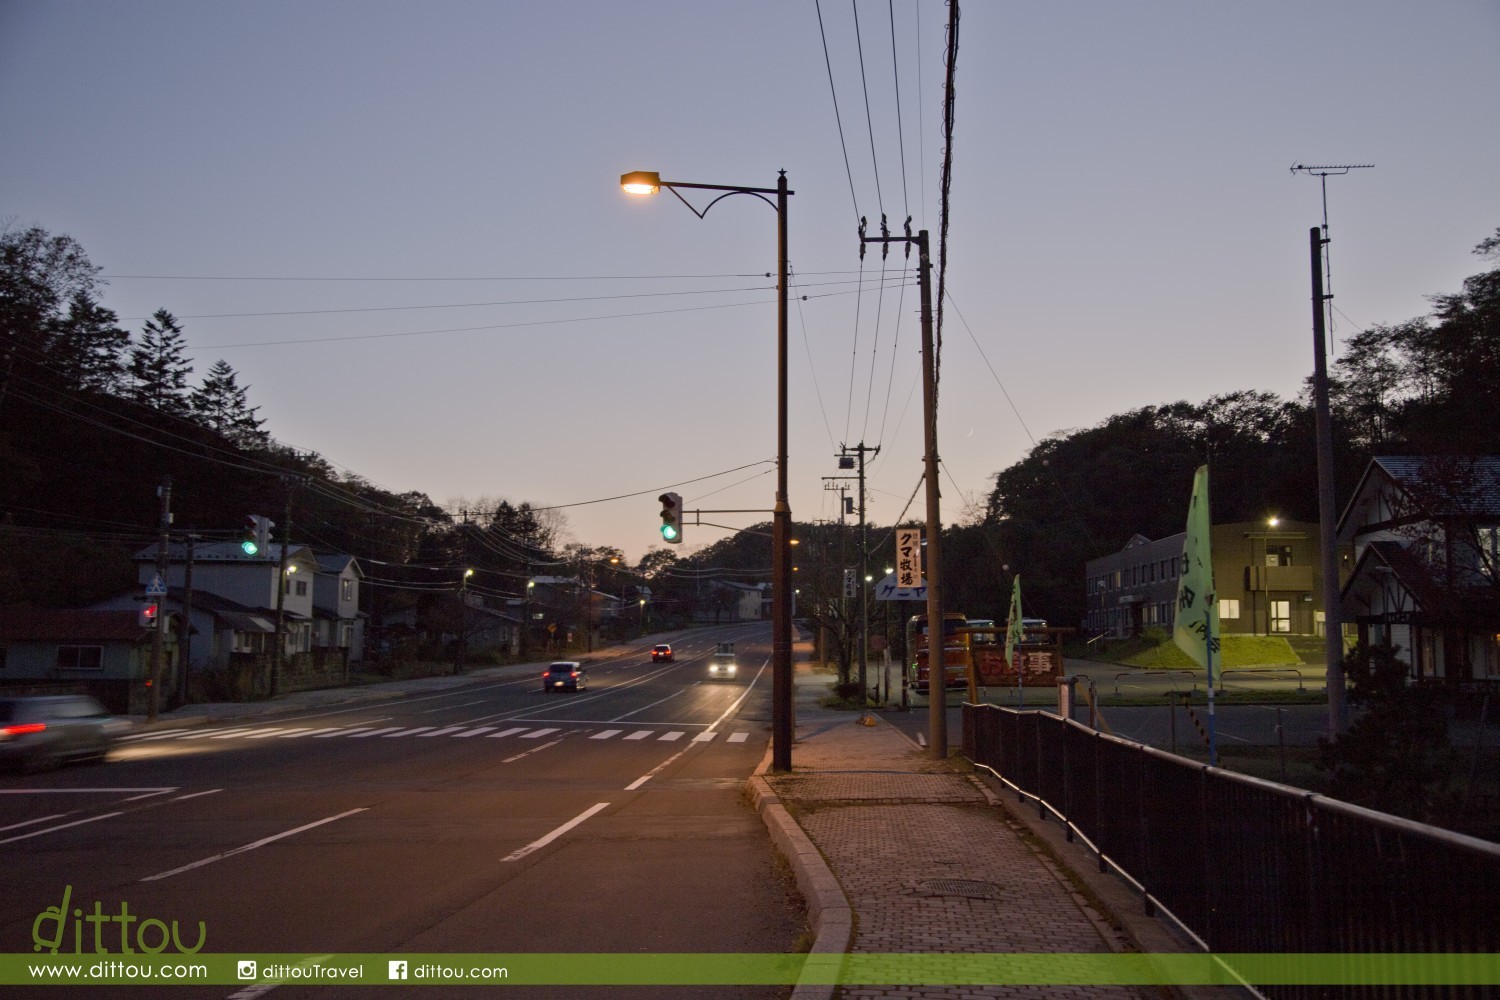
0;695;123;772
542;661;587;693
650;644;674;663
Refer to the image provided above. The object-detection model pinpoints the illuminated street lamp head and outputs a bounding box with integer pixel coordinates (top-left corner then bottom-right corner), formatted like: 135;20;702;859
620;170;661;195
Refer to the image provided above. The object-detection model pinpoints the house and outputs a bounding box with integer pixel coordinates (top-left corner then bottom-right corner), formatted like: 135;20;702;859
0;609;175;714
312;552;365;663
700;580;767;623
1085;519;1327;641
1337;456;1500;685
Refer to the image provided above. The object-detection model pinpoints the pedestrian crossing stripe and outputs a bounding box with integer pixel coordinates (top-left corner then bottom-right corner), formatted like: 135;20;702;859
129;724;757;744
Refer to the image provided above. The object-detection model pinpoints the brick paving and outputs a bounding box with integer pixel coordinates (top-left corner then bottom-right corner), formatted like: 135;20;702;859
763;666;1167;1000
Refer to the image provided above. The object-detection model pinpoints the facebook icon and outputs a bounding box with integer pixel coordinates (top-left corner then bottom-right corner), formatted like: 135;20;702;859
388;960;408;980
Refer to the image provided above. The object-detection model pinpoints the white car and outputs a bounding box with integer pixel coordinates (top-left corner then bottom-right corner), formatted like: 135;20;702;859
707;653;737;680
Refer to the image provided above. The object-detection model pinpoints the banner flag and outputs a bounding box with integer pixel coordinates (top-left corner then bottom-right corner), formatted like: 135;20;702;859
1172;465;1219;670
1003;575;1024;666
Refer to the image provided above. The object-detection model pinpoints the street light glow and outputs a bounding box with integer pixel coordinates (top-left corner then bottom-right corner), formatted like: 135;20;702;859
620;171;661;195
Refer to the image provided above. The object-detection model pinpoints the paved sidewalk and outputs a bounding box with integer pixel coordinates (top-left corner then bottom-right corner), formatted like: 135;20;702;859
749;654;1219;1000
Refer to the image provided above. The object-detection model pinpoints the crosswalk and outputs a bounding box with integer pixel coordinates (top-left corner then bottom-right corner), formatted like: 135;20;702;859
121;724;756;745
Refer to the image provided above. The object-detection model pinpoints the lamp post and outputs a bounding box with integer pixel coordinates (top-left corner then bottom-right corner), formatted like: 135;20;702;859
621;168;794;771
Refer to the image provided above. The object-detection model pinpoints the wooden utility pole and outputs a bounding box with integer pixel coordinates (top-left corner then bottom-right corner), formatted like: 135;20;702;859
148;477;172;722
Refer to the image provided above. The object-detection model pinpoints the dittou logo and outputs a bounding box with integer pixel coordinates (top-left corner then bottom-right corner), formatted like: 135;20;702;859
31;886;207;955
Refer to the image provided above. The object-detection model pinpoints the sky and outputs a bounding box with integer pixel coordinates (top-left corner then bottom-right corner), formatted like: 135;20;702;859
3;0;1497;563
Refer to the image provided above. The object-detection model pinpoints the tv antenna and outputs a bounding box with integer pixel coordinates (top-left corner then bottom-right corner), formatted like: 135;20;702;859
1291;163;1373;337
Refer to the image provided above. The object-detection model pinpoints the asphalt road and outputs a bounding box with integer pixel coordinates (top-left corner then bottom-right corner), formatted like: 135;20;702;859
2;624;800;999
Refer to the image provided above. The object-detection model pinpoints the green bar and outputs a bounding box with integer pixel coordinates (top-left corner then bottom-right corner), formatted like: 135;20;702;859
1;953;1498;987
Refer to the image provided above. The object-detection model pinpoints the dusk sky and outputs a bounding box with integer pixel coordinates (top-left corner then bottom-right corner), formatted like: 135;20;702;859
4;1;1497;563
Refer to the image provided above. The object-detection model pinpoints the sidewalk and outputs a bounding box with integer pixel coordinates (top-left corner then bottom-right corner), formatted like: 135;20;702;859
749;650;1225;1000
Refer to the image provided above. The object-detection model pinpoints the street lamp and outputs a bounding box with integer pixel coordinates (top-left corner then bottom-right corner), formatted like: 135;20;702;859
621;167;795;771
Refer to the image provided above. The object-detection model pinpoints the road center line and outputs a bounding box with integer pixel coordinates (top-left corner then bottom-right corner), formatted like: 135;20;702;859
501;739;560;763
140;808;369;882
0;811;125;846
500;802;610;863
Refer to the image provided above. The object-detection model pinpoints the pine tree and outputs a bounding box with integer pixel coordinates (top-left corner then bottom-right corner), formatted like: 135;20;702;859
189;358;268;447
54;292;129;393
126;309;193;416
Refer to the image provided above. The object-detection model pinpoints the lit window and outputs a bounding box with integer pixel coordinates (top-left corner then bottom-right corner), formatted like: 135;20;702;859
1219;599;1241;620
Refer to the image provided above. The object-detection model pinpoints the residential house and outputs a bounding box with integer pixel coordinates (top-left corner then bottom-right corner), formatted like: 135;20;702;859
312;552;365;664
0;609;175;713
1337;456;1500;685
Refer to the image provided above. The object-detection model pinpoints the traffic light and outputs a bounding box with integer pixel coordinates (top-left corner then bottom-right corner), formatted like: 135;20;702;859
139;603;158;629
658;492;683;544
241;515;273;555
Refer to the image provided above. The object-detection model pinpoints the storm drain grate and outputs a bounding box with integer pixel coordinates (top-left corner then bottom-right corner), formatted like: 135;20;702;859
918;879;1004;899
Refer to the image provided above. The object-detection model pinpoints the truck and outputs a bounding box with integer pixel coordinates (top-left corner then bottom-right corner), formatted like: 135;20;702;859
906;613;970;693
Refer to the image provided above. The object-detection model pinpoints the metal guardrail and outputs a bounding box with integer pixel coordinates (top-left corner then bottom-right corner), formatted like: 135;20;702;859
1220;667;1306;691
963;702;1500;999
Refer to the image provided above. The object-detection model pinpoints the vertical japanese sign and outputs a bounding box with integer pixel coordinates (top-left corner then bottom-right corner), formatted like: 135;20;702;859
895;528;922;589
1172;465;1219;668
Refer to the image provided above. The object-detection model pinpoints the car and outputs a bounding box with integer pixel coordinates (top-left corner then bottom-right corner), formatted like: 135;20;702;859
650;644;674;663
0;695;122;773
707;651;737;681
541;661;587;692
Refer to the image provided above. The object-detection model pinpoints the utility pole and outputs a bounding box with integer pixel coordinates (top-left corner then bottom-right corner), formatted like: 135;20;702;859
178;534;199;708
1292;163;1370;740
147;477;172;722
841;442;879;704
823;479;852;679
270;481;294;698
860;218;947;757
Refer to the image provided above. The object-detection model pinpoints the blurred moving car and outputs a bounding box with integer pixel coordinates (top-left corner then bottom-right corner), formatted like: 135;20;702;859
0;694;122;772
541;661;587;692
708;642;737;681
650;644;674;662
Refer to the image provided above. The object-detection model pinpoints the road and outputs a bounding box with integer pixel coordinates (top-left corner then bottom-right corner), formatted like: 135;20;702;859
1;624;800;999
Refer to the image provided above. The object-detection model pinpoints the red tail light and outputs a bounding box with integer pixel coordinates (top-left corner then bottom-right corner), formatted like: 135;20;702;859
2;723;46;737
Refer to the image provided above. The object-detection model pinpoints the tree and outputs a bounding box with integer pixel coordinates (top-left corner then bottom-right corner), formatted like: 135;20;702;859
189;359;268;447
1319;643;1457;823
53;293;129;394
126;309;193;416
0;224;104;418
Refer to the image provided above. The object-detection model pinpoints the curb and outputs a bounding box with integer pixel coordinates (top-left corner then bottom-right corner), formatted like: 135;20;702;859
747;751;853;1000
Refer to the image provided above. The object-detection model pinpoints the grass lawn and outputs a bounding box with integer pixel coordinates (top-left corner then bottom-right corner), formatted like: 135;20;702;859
1080;634;1303;669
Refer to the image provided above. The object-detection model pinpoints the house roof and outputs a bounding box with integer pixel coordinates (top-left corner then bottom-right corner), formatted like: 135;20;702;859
1339;455;1500;536
313;552;362;576
1344;540;1500;624
132;541;320;568
0;609;149;643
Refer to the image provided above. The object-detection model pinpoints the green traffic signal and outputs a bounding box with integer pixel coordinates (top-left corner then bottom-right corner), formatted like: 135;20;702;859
241;538;259;555
660;523;679;541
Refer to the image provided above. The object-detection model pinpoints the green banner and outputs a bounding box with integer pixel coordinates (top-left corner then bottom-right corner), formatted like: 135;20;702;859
4;953;1500;987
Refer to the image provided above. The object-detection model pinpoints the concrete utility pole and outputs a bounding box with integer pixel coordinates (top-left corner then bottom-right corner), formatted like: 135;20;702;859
270;481;294;698
178;534;199;708
1310;227;1345;737
859;220;946;758
147;477;172;722
841;442;879;703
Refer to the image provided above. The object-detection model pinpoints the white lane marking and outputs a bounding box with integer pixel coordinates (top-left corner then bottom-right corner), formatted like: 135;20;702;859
172;789;223;802
214;727;281;740
121;789;176;802
0;812;125;845
314;727;372;738
658;731;685;742
282;727;345;738
140;808;369;882
500;802;610;863
452;727;497;737
624;730;652;740
422;699;488;713
247;728;302;739
0;787;176;794
418;726;467;737
119;728;193;741
502;740;560;764
520;728;559;739
607;686;689;722
348;727;405;738
625;669;764;792
0;812;73;832
727;732;749;743
487;727;528;738
381;727;435;738
692;732;717;742
590;730;623;740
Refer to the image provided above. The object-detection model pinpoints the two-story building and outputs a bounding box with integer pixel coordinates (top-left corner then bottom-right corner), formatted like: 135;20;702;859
1085;519;1326;640
1337;456;1500;685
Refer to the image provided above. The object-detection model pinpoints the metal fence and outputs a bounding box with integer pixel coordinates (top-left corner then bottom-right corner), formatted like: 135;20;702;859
963;702;1500;999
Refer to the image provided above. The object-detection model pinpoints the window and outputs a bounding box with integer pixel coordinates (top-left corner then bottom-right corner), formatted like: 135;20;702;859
1219;599;1241;620
341;578;353;601
295;580;308;597
56;645;103;671
1270;600;1291;633
1479;526;1499;581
